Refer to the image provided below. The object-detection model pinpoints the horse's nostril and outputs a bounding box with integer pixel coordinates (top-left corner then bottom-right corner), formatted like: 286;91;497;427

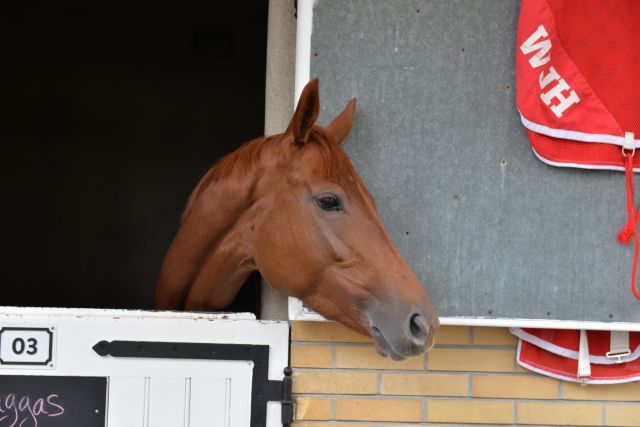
408;314;428;345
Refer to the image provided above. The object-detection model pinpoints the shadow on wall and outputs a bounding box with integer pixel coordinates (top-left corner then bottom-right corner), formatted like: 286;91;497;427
0;0;268;312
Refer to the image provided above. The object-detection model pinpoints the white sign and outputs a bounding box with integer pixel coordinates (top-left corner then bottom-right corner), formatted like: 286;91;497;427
0;327;54;367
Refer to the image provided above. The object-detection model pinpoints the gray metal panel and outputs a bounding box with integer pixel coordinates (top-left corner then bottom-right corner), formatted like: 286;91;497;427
310;0;640;323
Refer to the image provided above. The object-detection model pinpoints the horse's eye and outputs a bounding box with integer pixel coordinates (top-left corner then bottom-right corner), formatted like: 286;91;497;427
316;195;343;212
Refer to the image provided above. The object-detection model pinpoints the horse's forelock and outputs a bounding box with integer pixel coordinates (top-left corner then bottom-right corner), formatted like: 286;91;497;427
308;126;356;182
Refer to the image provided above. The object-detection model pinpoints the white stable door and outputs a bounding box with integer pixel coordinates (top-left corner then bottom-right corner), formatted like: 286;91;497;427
0;307;289;427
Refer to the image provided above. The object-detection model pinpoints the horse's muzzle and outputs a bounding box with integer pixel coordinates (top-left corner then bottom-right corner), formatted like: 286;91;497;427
368;307;439;360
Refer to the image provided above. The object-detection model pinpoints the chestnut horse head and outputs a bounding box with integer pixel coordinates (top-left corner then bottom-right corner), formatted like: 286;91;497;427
156;79;439;359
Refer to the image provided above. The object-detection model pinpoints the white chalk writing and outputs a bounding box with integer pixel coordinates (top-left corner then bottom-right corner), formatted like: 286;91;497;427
0;393;64;427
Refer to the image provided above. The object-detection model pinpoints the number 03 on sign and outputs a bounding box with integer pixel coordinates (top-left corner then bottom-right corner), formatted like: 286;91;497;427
0;327;55;368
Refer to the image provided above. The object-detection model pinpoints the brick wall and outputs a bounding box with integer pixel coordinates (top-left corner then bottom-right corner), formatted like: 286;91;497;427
290;321;640;426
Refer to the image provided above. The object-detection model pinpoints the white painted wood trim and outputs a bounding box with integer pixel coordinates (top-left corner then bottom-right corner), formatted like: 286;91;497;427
294;0;314;105
289;303;640;332
0;306;256;321
289;0;316;323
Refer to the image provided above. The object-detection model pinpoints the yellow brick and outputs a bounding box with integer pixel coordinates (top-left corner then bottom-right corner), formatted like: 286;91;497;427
295;397;332;421
427;400;513;424
335;398;422;422
381;372;467;396
293;424;376;427
473;327;518;346
516;402;602;426
335;345;424;370
472;374;559;399
292;370;377;394
515;361;532;372
428;348;515;372
606;404;640;426
384;425;459;427
434;326;470;345
565;381;640;402
385;425;459;427
292;321;371;343
291;344;333;368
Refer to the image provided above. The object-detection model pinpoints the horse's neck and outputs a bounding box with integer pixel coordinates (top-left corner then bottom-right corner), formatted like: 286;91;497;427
155;174;258;310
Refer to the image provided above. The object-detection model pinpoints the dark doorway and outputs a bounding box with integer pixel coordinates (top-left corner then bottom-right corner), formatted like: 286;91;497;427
1;0;269;313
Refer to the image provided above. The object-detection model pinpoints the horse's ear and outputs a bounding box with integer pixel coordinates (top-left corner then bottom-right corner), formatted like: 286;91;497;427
286;79;320;144
326;98;356;144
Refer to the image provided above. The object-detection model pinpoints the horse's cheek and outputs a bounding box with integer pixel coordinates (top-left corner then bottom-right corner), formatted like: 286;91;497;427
254;208;325;295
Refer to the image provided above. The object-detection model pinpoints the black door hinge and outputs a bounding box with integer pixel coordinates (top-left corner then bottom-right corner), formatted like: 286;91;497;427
93;340;294;427
280;367;294;424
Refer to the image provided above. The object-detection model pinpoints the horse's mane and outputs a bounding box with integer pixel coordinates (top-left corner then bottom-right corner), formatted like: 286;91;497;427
182;126;358;221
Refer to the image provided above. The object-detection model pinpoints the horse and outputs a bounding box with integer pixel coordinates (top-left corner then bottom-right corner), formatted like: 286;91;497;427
155;79;439;359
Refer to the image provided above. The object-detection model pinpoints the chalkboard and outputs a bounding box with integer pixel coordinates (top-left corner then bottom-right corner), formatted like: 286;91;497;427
306;0;640;324
0;376;106;427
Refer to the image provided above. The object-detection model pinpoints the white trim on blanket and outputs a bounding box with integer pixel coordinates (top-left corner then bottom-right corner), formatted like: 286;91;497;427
530;147;633;172
520;114;639;148
516;340;640;384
